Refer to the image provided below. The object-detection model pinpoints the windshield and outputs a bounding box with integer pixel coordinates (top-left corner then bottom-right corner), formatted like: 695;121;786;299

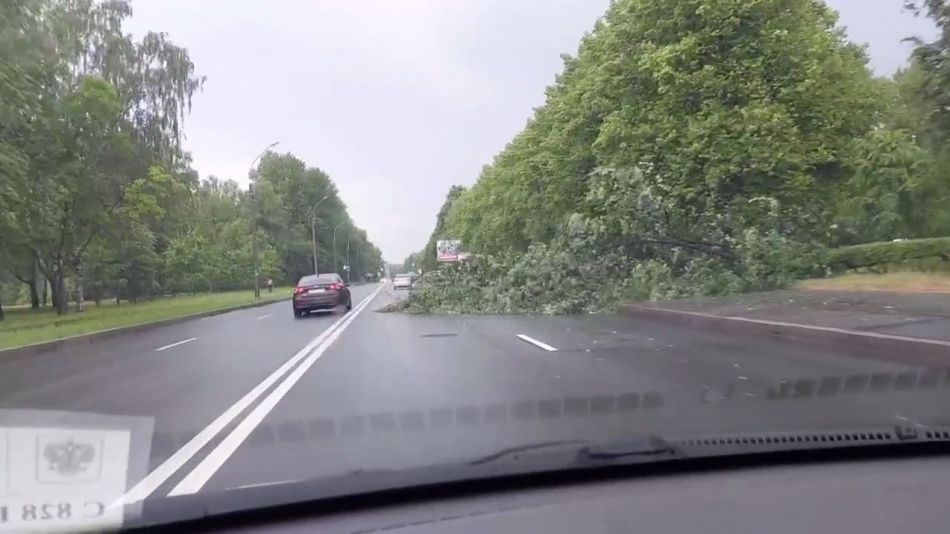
2;0;949;531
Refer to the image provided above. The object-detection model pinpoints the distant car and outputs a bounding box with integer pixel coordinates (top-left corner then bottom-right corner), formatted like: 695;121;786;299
393;274;413;290
292;273;352;317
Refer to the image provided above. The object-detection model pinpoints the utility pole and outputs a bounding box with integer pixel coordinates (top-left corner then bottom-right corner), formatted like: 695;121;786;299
249;141;279;299
332;221;344;274
251;184;259;299
345;236;352;284
310;195;330;275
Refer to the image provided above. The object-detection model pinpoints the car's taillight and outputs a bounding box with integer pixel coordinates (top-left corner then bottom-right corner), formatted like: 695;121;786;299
293;286;308;295
327;282;343;291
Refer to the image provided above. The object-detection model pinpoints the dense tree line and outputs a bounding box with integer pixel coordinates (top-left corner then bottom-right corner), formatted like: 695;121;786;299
405;0;950;312
0;0;381;319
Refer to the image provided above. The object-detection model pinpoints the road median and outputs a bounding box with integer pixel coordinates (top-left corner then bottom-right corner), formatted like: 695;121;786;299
0;296;290;360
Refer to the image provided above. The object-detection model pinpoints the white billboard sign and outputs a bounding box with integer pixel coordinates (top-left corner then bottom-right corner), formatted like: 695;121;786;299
436;240;461;262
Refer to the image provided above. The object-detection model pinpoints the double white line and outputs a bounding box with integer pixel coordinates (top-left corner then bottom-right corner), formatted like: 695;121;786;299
115;284;384;505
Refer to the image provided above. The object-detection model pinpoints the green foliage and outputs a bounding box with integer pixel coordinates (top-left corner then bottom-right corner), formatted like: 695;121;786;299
407;222;825;314
410;0;910;314
827;238;950;272
832;129;935;244
408;186;466;274
256;153;383;284
0;0;382;318
446;0;883;255
905;0;950;142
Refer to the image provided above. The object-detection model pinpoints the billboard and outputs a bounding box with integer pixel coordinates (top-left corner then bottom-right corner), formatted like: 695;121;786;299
436;240;461;262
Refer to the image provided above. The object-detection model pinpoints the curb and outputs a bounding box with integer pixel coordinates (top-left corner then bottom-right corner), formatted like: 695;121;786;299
619;304;950;366
0;296;291;360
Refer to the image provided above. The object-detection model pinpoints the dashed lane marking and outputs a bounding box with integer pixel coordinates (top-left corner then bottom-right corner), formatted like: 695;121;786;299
516;334;558;352
155;338;196;351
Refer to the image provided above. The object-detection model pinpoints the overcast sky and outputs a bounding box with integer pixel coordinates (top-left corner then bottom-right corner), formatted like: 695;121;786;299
124;0;936;262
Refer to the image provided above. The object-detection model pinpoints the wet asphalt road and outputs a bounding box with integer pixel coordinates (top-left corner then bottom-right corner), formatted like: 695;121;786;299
1;281;949;502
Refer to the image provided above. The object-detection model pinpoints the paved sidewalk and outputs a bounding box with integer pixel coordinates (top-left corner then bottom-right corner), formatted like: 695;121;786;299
635;289;950;342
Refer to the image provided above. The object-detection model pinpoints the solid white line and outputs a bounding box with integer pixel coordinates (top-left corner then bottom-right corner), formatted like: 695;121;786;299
256;314;273;320
168;285;382;496
112;286;382;507
226;479;299;491
155;338;196;351
516;334;558;352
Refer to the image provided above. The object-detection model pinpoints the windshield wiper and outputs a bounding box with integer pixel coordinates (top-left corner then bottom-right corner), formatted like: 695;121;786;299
468;436;680;467
469;440;593;465
465;425;950;471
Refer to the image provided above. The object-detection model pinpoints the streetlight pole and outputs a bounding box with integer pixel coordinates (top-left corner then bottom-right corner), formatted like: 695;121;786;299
249;141;279;299
310;195;330;275
332;222;344;274
345;236;352;284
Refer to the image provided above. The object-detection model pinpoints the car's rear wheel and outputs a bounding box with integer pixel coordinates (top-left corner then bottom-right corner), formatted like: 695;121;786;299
293;308;303;318
346;297;353;311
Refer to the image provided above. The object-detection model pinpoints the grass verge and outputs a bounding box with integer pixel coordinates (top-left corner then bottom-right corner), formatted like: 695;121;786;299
0;288;291;350
797;272;950;293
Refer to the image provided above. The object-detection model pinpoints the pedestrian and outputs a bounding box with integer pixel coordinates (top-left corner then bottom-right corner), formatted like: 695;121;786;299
267;278;274;293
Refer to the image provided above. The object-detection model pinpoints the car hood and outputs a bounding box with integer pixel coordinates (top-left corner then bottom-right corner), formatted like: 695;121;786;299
126;425;950;529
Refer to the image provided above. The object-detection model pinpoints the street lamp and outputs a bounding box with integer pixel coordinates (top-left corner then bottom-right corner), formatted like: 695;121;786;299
310;195;330;275
332;221;345;274
251;141;280;169
249;141;279;299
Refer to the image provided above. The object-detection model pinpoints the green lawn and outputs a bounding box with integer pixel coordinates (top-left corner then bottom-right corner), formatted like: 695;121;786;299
797;272;950;293
0;288;291;350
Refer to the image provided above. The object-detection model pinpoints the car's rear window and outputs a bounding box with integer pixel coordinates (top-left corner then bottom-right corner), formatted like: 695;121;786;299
298;274;339;285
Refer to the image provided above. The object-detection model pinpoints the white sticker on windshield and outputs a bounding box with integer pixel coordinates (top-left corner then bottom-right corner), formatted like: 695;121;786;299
0;410;153;533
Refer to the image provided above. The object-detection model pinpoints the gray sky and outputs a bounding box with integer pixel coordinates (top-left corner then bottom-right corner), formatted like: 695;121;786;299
125;0;936;262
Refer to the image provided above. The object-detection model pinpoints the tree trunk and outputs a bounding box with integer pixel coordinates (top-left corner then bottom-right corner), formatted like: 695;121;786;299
54;257;68;316
74;257;86;312
42;277;48;307
0;292;5;321
27;278;39;310
47;274;59;311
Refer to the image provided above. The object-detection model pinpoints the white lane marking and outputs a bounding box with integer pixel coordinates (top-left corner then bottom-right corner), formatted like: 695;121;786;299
113;286;382;506
895;415;910;422
516;334;558;352
226;479;299;491
155;338;196;351
168;286;382;496
738;376;748;381
256;314;273;320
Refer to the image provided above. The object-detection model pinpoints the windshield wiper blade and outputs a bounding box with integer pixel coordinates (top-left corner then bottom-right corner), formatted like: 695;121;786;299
469;440;593;465
580;437;678;460
468;436;680;467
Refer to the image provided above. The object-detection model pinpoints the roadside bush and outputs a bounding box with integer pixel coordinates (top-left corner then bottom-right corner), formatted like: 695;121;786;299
827;238;950;272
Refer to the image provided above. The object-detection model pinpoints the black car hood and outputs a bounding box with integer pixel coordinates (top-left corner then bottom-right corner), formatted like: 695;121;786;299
124;425;950;530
